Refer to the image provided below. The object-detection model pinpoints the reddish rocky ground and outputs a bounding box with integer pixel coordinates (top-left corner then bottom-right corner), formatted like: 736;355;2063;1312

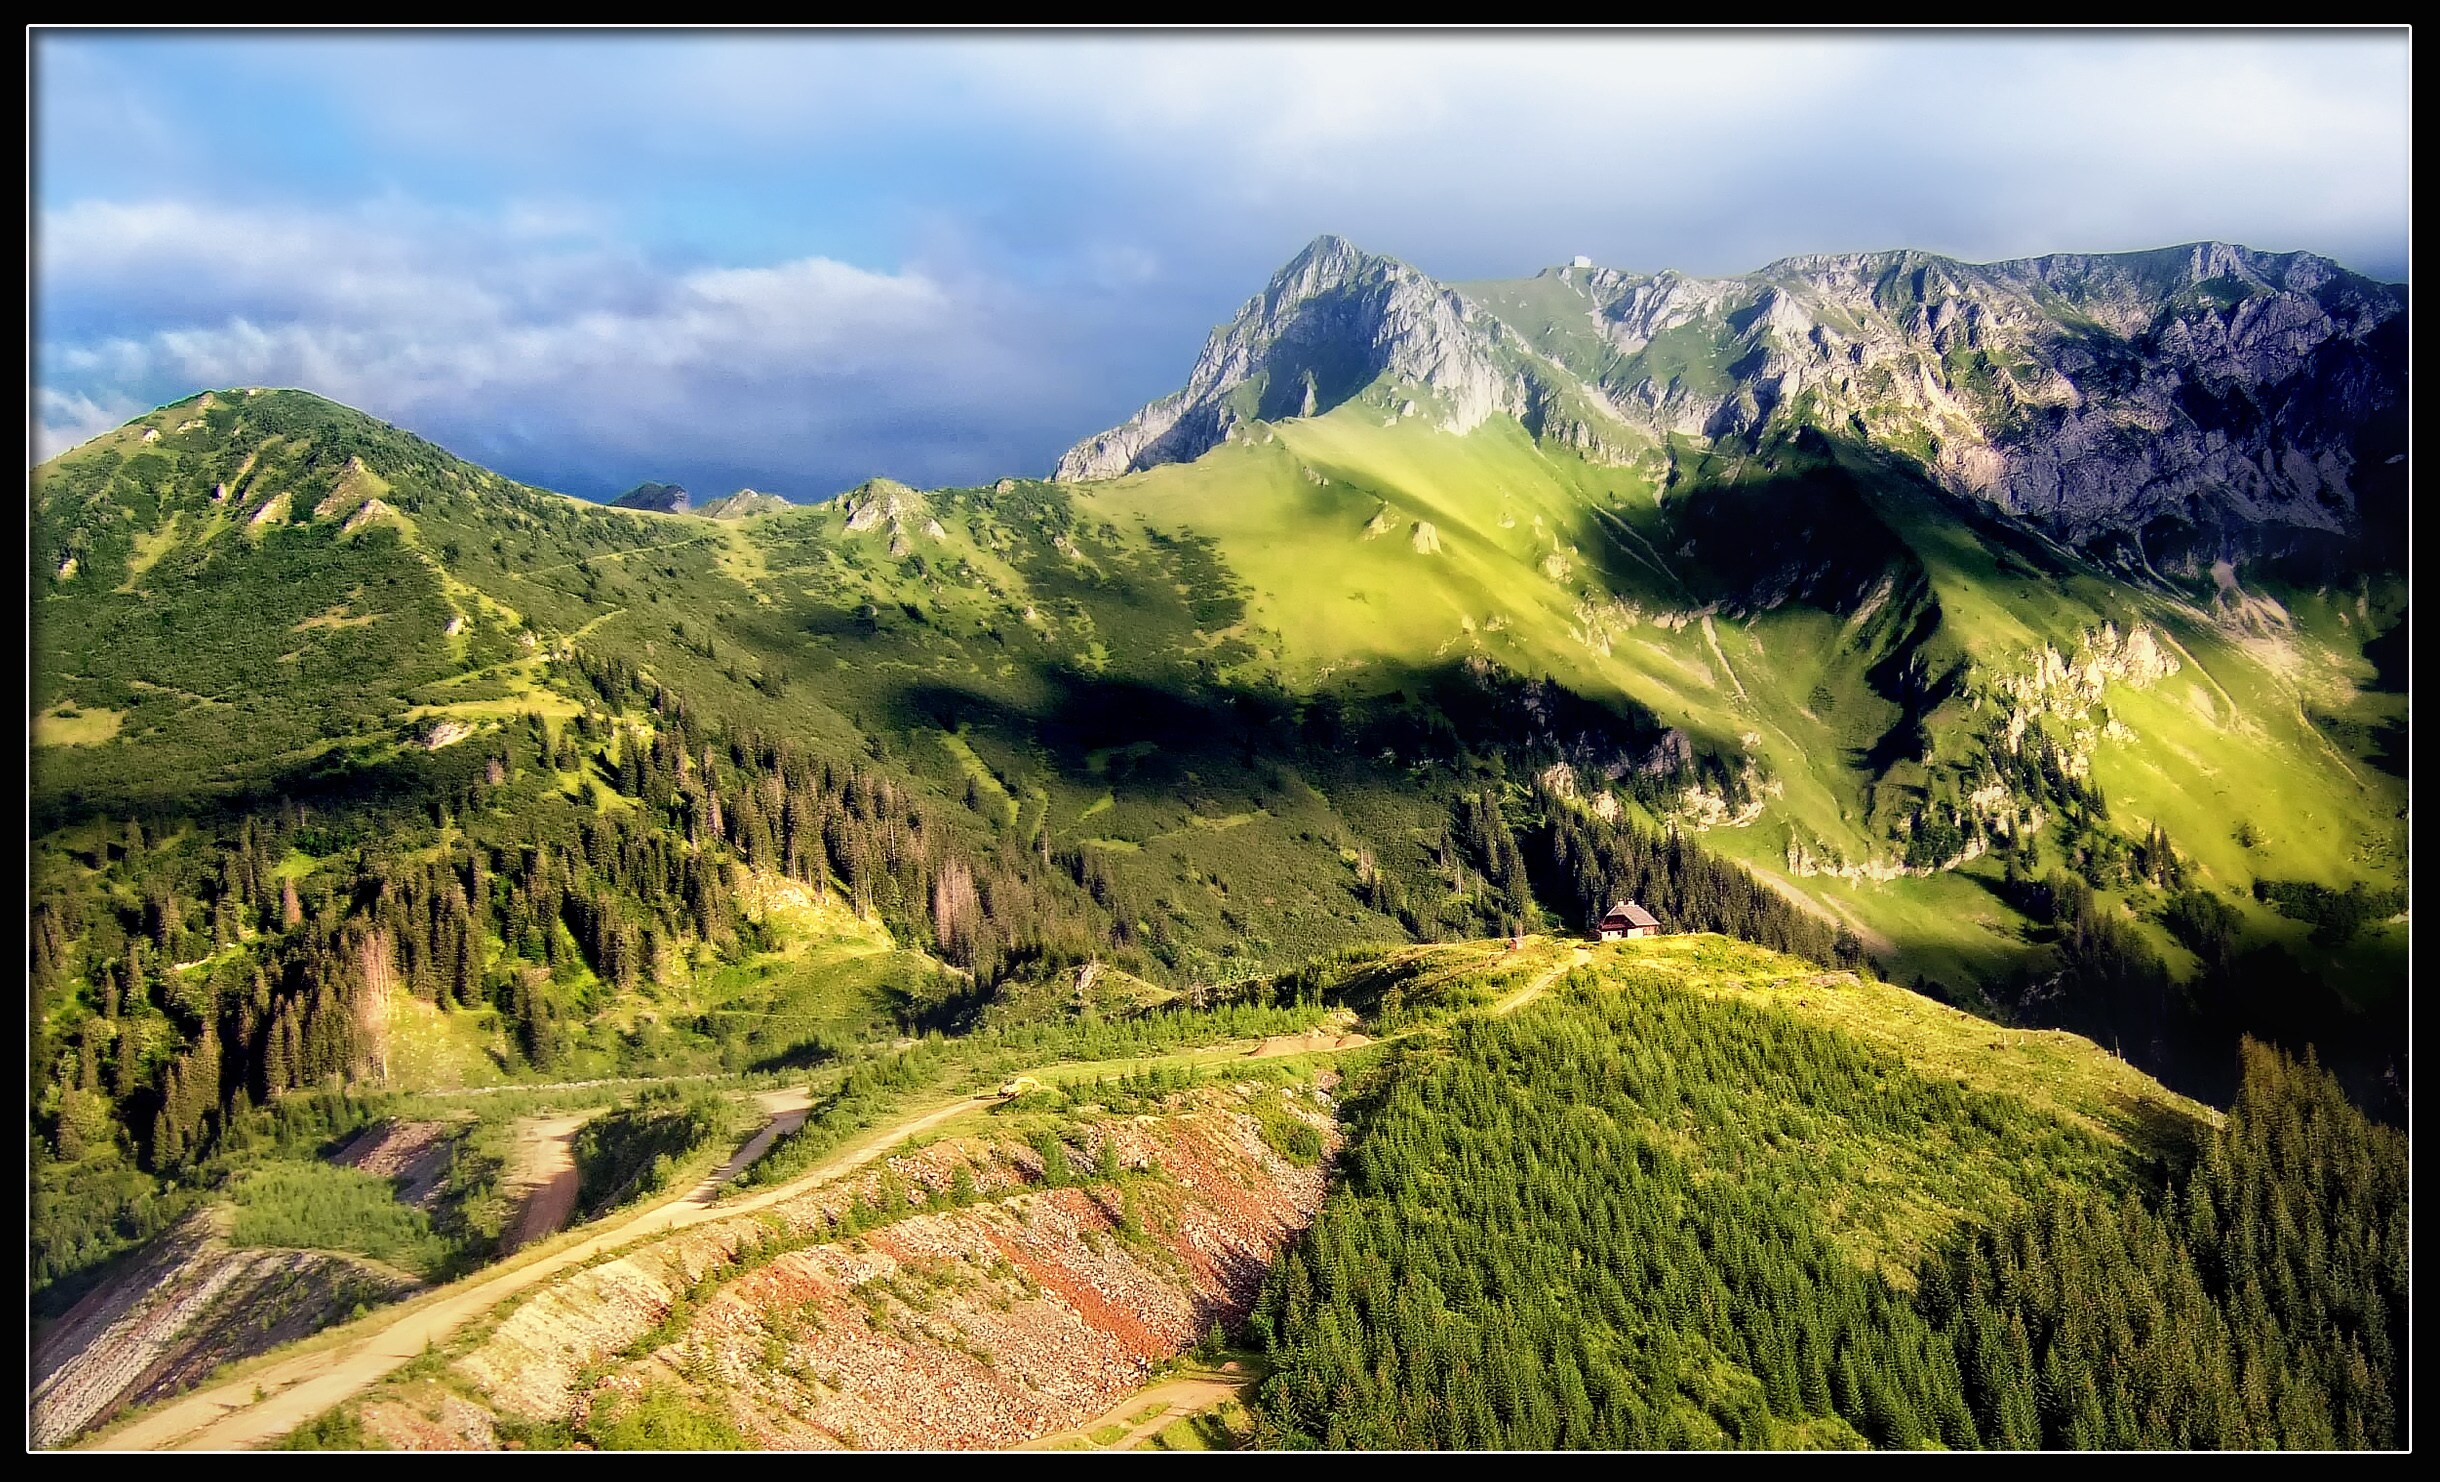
359;1075;1336;1450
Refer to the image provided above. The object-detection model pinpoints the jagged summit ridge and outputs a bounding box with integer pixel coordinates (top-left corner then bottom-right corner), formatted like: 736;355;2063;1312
1690;241;2405;543
1057;236;2404;555
1052;235;1540;481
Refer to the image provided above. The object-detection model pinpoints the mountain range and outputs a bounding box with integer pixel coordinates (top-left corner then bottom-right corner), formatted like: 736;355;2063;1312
607;481;689;514
26;233;2410;1451
1058;235;2405;571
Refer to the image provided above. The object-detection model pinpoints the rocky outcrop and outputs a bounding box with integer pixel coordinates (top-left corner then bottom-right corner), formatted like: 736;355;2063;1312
839;478;917;531
1061;236;2405;559
31;1210;418;1448
832;477;944;549
695;488;793;520
419;718;476;751
340;499;402;536
609;481;690;514
1985;621;2182;777
385;1082;1336;1451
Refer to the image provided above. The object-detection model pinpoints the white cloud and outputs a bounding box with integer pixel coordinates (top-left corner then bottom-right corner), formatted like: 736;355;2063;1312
33;196;1080;491
34;387;140;463
926;33;2408;278
31;33;2407;487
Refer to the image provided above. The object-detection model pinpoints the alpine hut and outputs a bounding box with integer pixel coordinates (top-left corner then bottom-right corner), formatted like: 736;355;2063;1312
1596;900;1661;941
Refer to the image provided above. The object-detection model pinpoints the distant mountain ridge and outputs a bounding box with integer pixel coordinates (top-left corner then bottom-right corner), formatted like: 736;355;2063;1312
693;488;791;520
608;480;689;513
604;483;790;519
1057;235;2406;567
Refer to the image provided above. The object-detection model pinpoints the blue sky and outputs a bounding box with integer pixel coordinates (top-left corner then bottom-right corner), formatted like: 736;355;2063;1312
32;29;2411;502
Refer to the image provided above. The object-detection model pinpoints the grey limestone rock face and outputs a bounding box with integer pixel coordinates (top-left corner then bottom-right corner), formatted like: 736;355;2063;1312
1057;236;2405;559
1053;235;1540;481
1616;242;2408;552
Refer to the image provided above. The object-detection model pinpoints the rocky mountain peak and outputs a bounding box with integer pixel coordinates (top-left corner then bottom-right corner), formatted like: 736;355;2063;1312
608;481;689;514
1269;233;1371;298
1053;235;1535;481
694;488;792;520
1062;234;2404;563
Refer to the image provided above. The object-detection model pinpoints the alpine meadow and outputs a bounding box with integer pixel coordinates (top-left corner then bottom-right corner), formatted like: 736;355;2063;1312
29;202;2408;1450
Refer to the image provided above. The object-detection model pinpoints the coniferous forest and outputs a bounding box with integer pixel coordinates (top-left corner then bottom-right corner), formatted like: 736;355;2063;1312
25;330;2406;1451
1249;969;2405;1450
31;637;1863;1296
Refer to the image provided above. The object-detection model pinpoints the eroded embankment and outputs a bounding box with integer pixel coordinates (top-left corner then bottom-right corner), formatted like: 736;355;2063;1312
500;1113;592;1252
331;1120;461;1210
32;1210;420;1448
355;1076;1338;1450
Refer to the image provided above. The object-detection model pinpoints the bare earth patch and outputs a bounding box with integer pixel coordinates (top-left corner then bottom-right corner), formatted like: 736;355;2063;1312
330;1120;461;1210
501;1114;592;1253
415;1085;1338;1450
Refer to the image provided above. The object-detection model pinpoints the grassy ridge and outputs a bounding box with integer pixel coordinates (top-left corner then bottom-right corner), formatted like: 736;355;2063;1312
31;390;2399;1017
1252;954;2147;1448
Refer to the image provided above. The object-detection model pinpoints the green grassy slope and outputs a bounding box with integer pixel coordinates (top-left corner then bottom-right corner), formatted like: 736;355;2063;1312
31;390;2402;1064
26;384;2404;1321
1079;403;2403;1005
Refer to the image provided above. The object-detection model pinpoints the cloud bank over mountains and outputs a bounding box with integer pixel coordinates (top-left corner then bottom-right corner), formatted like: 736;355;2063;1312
33;31;2408;500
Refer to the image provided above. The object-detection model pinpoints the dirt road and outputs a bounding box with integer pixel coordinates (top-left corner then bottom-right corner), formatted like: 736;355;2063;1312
1013;1374;1250;1451
700;1087;813;1192
1492;946;1590;1016
83;1029;1380;1453
84;1086;984;1453
1244;1028;1371;1058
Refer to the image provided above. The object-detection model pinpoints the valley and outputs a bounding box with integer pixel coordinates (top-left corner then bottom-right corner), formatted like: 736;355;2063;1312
27;232;2408;1451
